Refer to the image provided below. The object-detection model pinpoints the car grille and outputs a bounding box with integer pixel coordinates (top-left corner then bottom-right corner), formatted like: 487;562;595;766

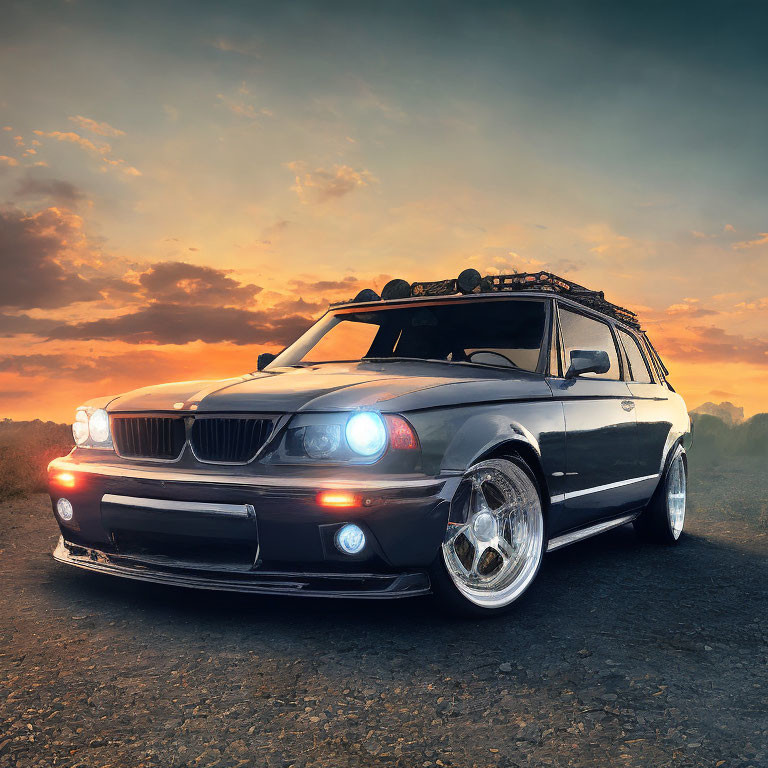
190;417;275;463
112;416;185;460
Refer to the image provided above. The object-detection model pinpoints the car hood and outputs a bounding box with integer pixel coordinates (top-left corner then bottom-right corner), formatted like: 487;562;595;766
105;361;553;414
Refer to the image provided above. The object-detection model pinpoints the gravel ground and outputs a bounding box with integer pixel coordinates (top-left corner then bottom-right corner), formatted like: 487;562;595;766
1;459;766;768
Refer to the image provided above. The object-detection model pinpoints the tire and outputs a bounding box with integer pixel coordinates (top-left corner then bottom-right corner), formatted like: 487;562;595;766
430;457;545;618
634;444;687;545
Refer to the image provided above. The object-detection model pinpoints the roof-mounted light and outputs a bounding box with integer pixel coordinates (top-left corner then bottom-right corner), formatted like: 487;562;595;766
381;279;411;300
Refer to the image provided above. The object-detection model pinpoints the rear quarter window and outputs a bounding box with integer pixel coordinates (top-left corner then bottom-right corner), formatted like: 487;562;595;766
618;329;653;383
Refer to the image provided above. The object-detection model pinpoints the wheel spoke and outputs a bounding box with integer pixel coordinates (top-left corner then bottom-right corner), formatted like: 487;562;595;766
495;536;517;563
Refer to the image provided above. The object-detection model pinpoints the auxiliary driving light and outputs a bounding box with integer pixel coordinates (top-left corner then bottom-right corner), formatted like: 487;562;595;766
56;498;74;522
335;523;366;555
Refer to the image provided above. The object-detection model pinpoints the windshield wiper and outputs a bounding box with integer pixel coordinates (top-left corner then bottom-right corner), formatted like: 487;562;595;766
362;356;454;364
362;356;521;371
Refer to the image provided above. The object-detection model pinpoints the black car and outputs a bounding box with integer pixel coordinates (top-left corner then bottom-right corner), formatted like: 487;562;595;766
48;270;691;616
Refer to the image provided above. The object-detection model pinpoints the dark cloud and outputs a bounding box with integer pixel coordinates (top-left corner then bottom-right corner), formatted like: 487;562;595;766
269;296;326;315
0;313;55;336
138;261;262;305
0;353;105;381
48;303;313;345
0;207;92;309
0;390;33;401
289;276;359;292
15;175;86;207
0;351;176;382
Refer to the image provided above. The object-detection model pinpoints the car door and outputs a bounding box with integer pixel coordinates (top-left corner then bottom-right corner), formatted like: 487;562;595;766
546;303;641;532
617;327;672;490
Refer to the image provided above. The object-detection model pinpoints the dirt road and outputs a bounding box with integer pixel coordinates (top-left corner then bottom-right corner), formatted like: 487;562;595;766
1;459;765;767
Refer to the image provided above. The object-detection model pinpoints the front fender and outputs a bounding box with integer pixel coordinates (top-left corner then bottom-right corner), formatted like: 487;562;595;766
408;401;566;494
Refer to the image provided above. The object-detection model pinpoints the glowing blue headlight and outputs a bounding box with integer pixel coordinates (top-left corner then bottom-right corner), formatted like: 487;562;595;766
335;523;366;555
345;412;386;457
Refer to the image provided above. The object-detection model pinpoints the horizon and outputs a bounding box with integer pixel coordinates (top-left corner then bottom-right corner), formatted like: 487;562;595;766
1;1;767;421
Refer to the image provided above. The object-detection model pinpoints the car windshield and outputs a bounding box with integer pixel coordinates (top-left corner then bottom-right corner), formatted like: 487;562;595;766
268;298;547;372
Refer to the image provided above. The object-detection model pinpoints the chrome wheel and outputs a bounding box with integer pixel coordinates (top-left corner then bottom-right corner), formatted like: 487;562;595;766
441;459;544;609
666;453;686;539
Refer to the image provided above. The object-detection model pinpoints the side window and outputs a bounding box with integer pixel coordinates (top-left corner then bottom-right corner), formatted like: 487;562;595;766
643;334;668;384
549;312;561;376
618;329;653;383
558;307;620;380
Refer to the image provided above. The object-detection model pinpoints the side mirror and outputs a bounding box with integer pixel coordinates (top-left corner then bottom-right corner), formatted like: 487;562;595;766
257;352;276;371
565;349;610;379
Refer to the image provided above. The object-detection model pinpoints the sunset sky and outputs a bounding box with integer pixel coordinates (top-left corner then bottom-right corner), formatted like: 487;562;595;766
1;0;767;422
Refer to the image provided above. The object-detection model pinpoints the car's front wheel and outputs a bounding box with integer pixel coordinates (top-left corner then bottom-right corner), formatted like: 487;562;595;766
431;457;545;617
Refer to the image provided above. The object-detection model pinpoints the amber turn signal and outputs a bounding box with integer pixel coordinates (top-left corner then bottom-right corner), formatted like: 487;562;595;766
316;491;361;508
52;471;77;488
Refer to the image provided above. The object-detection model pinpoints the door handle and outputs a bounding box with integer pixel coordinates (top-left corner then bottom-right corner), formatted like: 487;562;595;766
621;399;635;412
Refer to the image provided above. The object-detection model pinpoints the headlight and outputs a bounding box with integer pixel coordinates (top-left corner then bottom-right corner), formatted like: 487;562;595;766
72;409;89;445
277;411;418;464
72;407;112;448
345;412;386;456
303;424;342;458
89;409;111;443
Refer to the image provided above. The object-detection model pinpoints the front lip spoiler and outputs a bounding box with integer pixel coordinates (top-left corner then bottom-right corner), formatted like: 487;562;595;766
52;537;432;600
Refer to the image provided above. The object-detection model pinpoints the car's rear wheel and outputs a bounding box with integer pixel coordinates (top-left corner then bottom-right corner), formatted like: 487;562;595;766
431;457;545;617
634;445;687;544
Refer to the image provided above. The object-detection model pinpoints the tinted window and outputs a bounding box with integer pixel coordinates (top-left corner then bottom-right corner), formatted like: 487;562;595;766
643;334;667;383
618;329;653;383
271;299;547;372
558;307;620;379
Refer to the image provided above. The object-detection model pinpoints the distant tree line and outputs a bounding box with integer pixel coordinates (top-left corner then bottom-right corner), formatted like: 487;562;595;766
689;412;768;463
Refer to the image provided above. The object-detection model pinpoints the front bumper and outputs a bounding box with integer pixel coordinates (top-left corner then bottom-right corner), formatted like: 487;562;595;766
48;455;459;598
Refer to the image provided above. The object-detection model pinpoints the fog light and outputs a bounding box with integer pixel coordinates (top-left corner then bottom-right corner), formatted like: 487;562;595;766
335;523;366;555
56;498;73;522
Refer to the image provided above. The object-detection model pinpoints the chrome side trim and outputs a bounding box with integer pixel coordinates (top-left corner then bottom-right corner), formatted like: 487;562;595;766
549;473;659;505
49;457;445;492
546;512;640;552
102;494;253;518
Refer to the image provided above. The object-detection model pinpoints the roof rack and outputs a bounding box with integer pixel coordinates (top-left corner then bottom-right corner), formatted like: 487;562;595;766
479;271;640;328
335;269;641;329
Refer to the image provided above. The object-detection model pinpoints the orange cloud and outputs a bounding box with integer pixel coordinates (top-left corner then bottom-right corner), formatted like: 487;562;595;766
287;162;376;202
33;129;140;177
0;155;19;167
654;323;768;366
216;94;272;121
34;129;107;154
68;115;126;137
733;233;768;250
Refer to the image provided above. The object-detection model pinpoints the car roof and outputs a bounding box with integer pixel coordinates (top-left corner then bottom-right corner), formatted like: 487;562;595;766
330;290;644;334
329;270;642;330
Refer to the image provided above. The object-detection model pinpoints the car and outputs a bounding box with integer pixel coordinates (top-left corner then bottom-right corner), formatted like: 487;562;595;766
47;269;691;616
